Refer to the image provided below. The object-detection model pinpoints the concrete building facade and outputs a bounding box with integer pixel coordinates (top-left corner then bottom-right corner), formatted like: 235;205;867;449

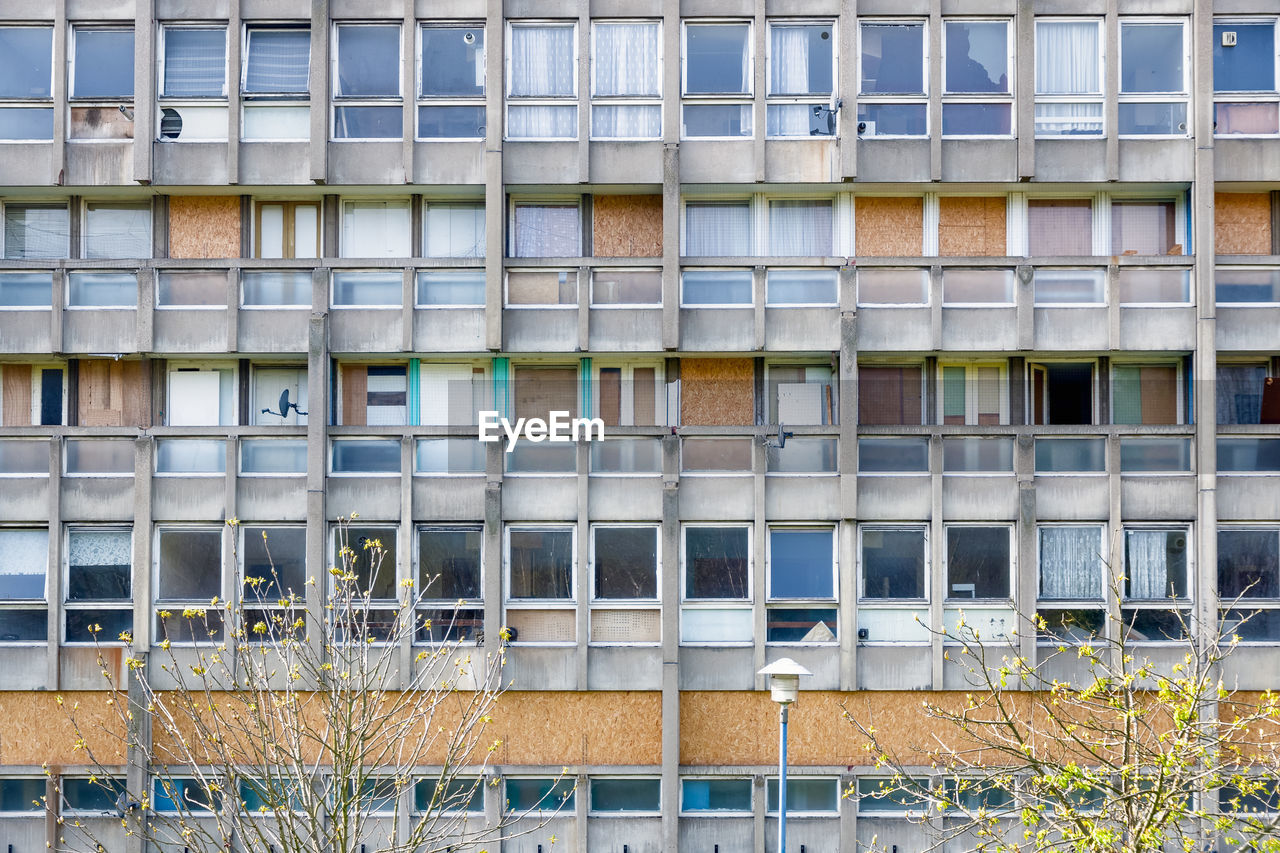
0;0;1278;849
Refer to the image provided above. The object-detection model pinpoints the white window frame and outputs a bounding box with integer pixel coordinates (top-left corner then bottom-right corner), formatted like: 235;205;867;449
765;524;838;646
415;523;484;606
240;24;311;142
0;24;55;143
765;267;840;307
1121;523;1192;605
165;362;238;427
941;17;1014;139
590;360;666;427
69;25;133;103
679;436;755;478
338;197;412;262
590;19;663;140
856;18;930;139
152;525;225;645
421;198;486;260
588;775;663;816
764;18;838;140
1033;17;1105;138
504;20;579;141
416;22;486;140
1218;525;1280;644
1035;522;1107;624
62;525;133;646
942;523;1014;602
329;523;401;602
589;523;662;647
507;197;583;260
158;25;230;100
330;21;404;142
680;19;754;140
679;522;753;646
1109;359;1185;426
1;200;70;260
1212;17;1280;138
857;523;930;604
765;775;841;816
937;361;1010;426
82;199;152;261
503;524;577;644
1117;17;1190;138
589;266;663;308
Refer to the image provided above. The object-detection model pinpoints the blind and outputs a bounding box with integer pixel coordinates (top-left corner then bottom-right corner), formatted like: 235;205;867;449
244;28;310;94
163;28;227;97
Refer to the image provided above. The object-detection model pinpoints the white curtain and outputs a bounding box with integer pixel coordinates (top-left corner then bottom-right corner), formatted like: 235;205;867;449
771;26;811;95
1039;526;1101;599
513;205;580;257
592;105;660;138
1127;531;1170;599
244;28;309;93
507;104;577;138
685;202;751;256
509;25;575;97
425;204;485;258
766;105;814;137
163;28;226;97
341;201;411;258
595;23;659;96
1036;22;1099;94
769;200;833;256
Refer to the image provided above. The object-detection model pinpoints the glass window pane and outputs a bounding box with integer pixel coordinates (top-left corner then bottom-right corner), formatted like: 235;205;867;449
766;437;837;474
242;526;305;600
1218;364;1268;425
418;105;485;138
947;526;1010;599
1039;526;1102;600
682;103;752;137
589;438;661;474
1034;437;1105;473
341;201;411;257
861;528;926;599
769;201;833;256
63;777;125;812
505;441;576;474
1034;269;1104;304
681;778;751;812
425;203;484;259
65;439;133;475
1118;268;1189;303
336;526;398;599
331;439;400;474
0;27;52;98
1111;200;1177;255
156;529;222;600
1120;101;1187;135
1219;438;1280;472
942;102;1012;135
685;24;750;94
506;270;577;305
943;437;1014;473
505;778;574;812
158;270;225;307
414;778;484;813
595;22;661;97
861;23;924;94
1214;102;1278;135
419;526;482;600
242;270;311;307
244;28;310;94
509;25;575;97
73;29;133;98
592;269;661;305
1028;200;1093;256
682;438;753;472
1217;268;1280;303
858;437;929;473
508;528;574;600
766;269;837;304
943;269;1014;304
682;270;752;305
68;272;137;307
766;606;837;642
1121;23;1183;93
163;28;226;97
335;25;399;97
858;268;928;304
1219;529;1280;599
769;528;833;598
0;529;47;600
421;26;484;97
333;105;402;138
769;25;833;96
1036;21;1100;94
332;271;402;307
0;778;46;811
767;777;838;812
1125;528;1188;599
0;271;52;307
684;201;751;256
1120;438;1191;473
240;439;306;474
945;21;1009;93
856;102;927;136
0;106;52;139
155;439;225;474
415;438;485;474
685;527;749;599
1213;23;1275;92
0;440;48;474
591;778;660;812
594;527;658;600
417;270;484;306
4;204;68;260
512;205;580;257
766;102;835;136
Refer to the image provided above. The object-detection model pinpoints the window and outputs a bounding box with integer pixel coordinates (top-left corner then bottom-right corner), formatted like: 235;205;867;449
858;365;923;425
769;199;833;255
506;22;577;139
592;21;661;139
1118;268;1190;303
1111;199;1179;255
64;528;132;644
1123;527;1189;620
155;439;226;475
1218;363;1274;425
592;269;661;306
166;365;235;426
424;201;484;258
856;777;929;814
943;437;1014;473
590;778;661;813
1219;438;1280;473
1119;437;1192;473
1120;20;1188;135
417;525;483;643
1034;269;1105;304
0;440;50;475
0;364;64;426
682;525;751;644
418;25;485;139
681;437;753;474
242;27;310;140
415;438;485;475
858;437;929;474
252;366;308;426
339;364;407;425
0;528;47;643
506;270;578;306
512;364;577;421
506;777;575;813
766;269;837;305
332;23;402;139
1217;267;1280;303
505;526;575;643
242;270;311;307
946;525;1011;599
767;527;836;643
767;363;834;425
857;268;929;305
861;526;926;600
0;27;53;140
858;21;927;137
1028;362;1095;425
335;525;398;600
332;271;402;307
1219;528;1280;641
0;271;53;307
71;27;134;100
418;270;485;307
3;203;68;259
157;271;226;308
414;777;484;814
682;22;752;138
684;200;750;256
155;527;224;643
62;777;125;814
681;270;752;306
84;202;150;259
1112;363;1180;425
1220;780;1280;814
939;363;1006;425
330;439;401;475
1214;20;1279;135
161;27;227;98
67;271;136;308
942;269;1014;304
65;439;133;476
240;525;305;602
766;777;839;813
255;202;319;259
1038;525;1103;640
153;777;216;812
1028;199;1093;256
766;437;837;474
590;439;661;474
680;778;752;813
341;199;411;258
509;201;581;258
0;777;45;812
240;439;307;475
1034;437;1105;473
420;362;489;426
943;20;1012;136
591;525;660;644
1034;19;1103;136
766;21;835;137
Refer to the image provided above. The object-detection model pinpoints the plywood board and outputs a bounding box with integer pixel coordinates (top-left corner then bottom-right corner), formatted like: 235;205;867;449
2;363;32;426
939;196;1007;257
0;691;127;765
341;365;366;426
1215;192;1271;255
856;197;923;257
169;195;241;259
681;358;754;426
593;194;663;257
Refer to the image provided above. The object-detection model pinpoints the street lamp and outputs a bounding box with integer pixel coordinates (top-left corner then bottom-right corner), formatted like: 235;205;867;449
758;657;812;853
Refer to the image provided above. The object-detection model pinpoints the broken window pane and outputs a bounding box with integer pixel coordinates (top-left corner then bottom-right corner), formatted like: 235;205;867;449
4;204;68;259
507;527;574;600
766;607;837;643
861;527;926;599
684;526;749;599
84;203;150;259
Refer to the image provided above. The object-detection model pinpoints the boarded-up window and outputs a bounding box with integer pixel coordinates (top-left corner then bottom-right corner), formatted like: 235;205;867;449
680;358;754;426
1;364;32;426
1028;199;1093;256
515;366;578;420
169;196;241;259
78;359;149;427
1111;200;1177;255
597;365;658;426
1113;364;1179;425
855;197;923;257
858;365;923;425
593;195;662;257
1215;192;1271;255
938;197;1006;257
767;365;835;425
1;365;63;426
340;364;408;426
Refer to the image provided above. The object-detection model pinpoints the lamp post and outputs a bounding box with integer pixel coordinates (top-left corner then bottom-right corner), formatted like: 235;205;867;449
758;658;812;853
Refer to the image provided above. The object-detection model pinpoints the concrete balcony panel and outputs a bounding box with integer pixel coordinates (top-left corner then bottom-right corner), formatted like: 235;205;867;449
238;308;309;353
764;139;835;183
588;477;663;520
680;820;753;853
679;140;756;183
60;477;135;521
764;307;839;351
1118;139;1194;182
1119;306;1195;351
855;138;930;182
588;646;662;690
942;475;1018;520
413;0;490;17
240;142;310;185
502;309;578;352
236;477;307;522
678;646;755;689
505;646;577;691
857;644;931;689
414;308;487;352
1033;475;1109;520
589;818;661;853
242;0;311;17
153;477;228;521
765;476;840;520
1032;139;1108;182
153;142;230;186
589;141;664;184
0;311;52;353
855;476;931;521
1218;476;1280;521
941;139;1018;182
764;644;840;690
157;0;230;17
766;819;840;853
1033;307;1108;350
63;309;136;354
325;476;401;520
154;308;229;353
0;144;54;185
1120;475;1196;520
502;476;579;521
677;477;755;520
588;308;663;352
328;141;405;184
65;141;132;185
855;306;933;351
413;141;485;185
0;477;49;521
502;141;579;184
411;477;486;519
68;0;133;17
329;309;404;353
1215;138;1280;182
942;306;1017;350
1223;648;1280;691
679;308;755;352
1217;306;1280;352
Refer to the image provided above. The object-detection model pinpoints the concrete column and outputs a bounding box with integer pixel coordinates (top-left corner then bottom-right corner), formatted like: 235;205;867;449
661;144;680;351
1015;0;1034;178
838;0;857;179
838;269;858;689
928;0;942;181
51;0;67;185
46;437;62;687
753;0;766;183
402;0;415;184
401;266;415;352
482;443;503;663
576;441;590;688
136;267;155;353
752;435;767;684
305;301;328;663
309;0;330;183
226;0;241;184
132;0;155;184
50;268;65;353
1104;5;1119;181
659;433;680;853
929;434;944;687
1106;433;1123;647
131;437;154;651
1015;434;1037;667
399;435;414;689
753;266;767;352
483;0;504;352
577;5;590;183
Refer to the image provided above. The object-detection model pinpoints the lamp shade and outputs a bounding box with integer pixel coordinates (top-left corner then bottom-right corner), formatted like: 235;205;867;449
757;657;812;705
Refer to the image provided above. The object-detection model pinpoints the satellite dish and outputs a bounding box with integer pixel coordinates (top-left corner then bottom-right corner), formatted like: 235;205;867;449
261;388;309;420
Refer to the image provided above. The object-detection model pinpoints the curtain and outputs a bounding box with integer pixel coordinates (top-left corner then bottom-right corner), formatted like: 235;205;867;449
341;201;410;258
771;26;810;95
4;205;68;259
244;28;310;94
1027;200;1093;256
507;104;577;138
1127;531;1170;599
595;23;659;96
1111;201;1176;255
512;205;580;257
510;25;575;97
685;202;751;256
163;28;227;97
592;105;660;138
766;105;814;137
769;200;833;256
0;529;47;599
1039;526;1101;599
1217;364;1266;425
1036;21;1099;94
425;204;485;258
